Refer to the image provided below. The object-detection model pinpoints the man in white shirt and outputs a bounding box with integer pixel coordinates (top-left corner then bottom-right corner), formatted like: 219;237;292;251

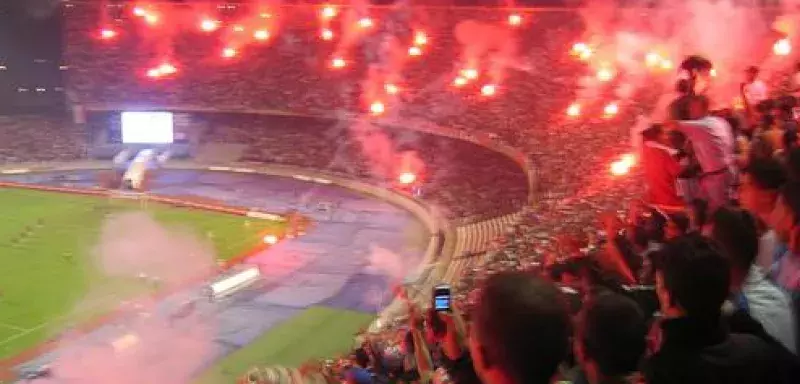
669;95;735;209
742;66;769;107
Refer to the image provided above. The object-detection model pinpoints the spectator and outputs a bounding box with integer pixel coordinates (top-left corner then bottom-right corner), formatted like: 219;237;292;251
468;271;570;384
739;157;787;270
707;207;797;353
641;124;683;207
646;233;798;384
669;95;735;209
741;66;769;107
573;291;647;384
787;147;800;181
770;182;800;295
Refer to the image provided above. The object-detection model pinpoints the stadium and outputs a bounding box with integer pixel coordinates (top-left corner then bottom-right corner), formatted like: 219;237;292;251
2;0;800;383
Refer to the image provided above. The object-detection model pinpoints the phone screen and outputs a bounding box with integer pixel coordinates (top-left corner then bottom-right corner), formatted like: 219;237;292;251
433;285;451;312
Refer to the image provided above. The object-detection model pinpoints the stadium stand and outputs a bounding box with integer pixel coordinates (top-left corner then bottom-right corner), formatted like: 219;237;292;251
14;3;800;384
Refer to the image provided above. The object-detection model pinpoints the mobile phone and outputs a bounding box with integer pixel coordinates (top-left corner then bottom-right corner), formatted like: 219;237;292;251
433;284;451;312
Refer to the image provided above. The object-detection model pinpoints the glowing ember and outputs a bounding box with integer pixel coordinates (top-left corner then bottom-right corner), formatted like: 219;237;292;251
462;68;479;80
370;101;385;115
414;31;428;46
99;28;117;40
222;47;238;58
481;84;497;96
710;68;718;77
603;102;619;117
262;235;278;245
133;7;146;17
146;68;162;78
358;18;374;28
571;42;592;60
660;59;673;70
398;172;417;185
596;67;614;82
621;153;637;167
232;25;245;32
200;19;219;32
259;12;271;19
321;28;334;40
144;13;159;25
408;46;422;56
508;14;522;26
384;83;399;94
331;57;346;68
774;38;792;56
644;53;660;67
610;160;630;176
452;77;468;87
158;63;177;75
566;103;581;117
321;6;337;19
253;30;270;41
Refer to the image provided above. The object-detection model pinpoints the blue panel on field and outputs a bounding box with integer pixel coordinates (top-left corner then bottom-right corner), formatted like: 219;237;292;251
320;273;393;313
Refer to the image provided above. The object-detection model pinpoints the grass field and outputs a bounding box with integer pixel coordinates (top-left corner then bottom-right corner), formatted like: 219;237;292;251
197;306;374;384
0;187;285;360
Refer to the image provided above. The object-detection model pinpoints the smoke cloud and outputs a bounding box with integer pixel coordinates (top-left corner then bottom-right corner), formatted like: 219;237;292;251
41;211;219;383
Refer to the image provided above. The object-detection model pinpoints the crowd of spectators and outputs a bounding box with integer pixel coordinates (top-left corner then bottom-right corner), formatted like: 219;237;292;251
0;115;87;164
1;3;798;384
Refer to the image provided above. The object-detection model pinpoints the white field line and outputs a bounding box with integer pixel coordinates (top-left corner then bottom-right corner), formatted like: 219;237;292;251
0;322;29;333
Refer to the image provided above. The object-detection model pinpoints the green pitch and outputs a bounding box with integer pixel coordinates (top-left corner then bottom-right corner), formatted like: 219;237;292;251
0;187;285;360
196;306;375;384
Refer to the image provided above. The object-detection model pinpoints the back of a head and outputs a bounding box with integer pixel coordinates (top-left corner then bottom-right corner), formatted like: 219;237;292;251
709;207;759;272
788;147;800;182
653;233;731;319
746;157;787;191
779;181;800;222
579;291;647;378
472;271;570;384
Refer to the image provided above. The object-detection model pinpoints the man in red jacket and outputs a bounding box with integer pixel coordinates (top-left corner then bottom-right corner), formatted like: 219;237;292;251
641;124;684;208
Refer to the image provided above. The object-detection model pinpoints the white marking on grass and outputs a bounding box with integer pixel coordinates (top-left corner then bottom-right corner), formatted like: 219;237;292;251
0;321;29;332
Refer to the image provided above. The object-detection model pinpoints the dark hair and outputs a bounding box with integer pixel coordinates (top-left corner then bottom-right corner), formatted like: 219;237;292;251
679;55;713;73
709;207;759;272
473;272;570;384
579;291;647;377
745;157;787;191
779;182;800;223
675;79;692;94
746;66;759;75
652;233;731;319
784;129;798;152
354;347;370;368
641;124;663;142
788;147;800;182
669;212;691;234
690;199;709;229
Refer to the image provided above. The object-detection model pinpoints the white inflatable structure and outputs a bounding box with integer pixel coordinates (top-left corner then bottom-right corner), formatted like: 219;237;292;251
115;148;171;191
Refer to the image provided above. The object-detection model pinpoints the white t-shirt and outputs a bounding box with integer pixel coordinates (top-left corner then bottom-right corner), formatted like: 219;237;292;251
743;80;768;105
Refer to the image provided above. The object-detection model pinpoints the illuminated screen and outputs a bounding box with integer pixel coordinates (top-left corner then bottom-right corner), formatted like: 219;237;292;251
434;295;450;311
121;112;174;144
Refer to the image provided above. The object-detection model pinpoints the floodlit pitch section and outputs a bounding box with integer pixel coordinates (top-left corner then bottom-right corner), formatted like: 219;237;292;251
207;266;261;300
